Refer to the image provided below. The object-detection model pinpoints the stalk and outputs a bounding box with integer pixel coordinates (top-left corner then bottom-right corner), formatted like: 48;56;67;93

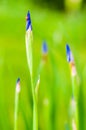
14;78;20;130
66;44;79;130
25;12;48;130
31;77;38;130
25;11;39;130
33;41;48;129
34;41;48;90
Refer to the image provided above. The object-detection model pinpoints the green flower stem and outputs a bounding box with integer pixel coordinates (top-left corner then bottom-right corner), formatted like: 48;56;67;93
25;12;45;130
14;92;19;130
69;72;79;130
32;62;43;130
66;44;79;130
26;31;38;130
69;97;78;130
71;76;79;130
32;61;44;130
14;80;20;130
31;76;38;130
33;95;38;130
71;76;79;102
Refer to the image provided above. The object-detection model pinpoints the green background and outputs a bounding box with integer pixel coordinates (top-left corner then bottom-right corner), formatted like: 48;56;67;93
0;0;86;130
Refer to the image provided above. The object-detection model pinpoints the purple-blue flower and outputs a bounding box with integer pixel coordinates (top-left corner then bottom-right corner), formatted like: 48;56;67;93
26;11;32;31
66;44;72;62
16;78;20;84
42;41;48;54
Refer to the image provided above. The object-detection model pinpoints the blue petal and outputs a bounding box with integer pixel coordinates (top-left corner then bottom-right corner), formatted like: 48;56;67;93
26;11;32;31
66;44;71;62
42;41;48;54
16;78;20;84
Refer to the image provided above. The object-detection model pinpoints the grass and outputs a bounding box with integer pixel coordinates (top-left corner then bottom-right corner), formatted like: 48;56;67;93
0;2;86;130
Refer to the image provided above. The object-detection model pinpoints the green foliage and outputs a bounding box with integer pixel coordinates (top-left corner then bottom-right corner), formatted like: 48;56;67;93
0;2;86;130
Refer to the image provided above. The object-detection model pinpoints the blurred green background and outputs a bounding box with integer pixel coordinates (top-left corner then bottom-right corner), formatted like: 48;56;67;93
0;0;86;130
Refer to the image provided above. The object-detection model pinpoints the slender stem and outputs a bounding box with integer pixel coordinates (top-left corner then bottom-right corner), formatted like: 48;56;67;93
71;76;79;130
33;95;38;130
14;79;20;130
25;11;38;130
31;75;38;130
66;44;79;130
14;90;19;130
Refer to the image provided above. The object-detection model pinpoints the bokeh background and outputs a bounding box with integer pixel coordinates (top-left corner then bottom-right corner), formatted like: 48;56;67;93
0;0;86;130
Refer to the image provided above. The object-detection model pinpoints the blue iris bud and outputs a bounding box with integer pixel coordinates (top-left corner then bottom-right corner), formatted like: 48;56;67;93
16;78;20;84
42;41;48;54
26;11;32;31
66;44;71;62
